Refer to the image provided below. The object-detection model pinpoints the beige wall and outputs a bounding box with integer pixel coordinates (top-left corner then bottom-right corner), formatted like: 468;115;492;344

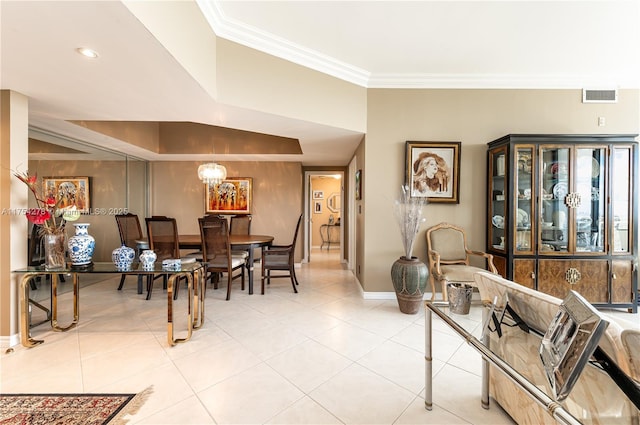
216;39;367;133
361;88;640;293
353;138;366;283
150;161;304;261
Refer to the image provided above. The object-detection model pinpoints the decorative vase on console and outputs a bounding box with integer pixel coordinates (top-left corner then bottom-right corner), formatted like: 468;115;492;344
44;231;66;270
139;249;157;270
390;185;428;314
68;223;95;267
112;244;135;270
13;170;81;270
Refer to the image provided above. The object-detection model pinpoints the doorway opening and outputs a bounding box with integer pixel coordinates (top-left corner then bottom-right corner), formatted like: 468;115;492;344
304;171;344;265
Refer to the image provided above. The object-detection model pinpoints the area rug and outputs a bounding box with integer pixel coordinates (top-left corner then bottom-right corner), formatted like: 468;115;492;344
0;387;152;425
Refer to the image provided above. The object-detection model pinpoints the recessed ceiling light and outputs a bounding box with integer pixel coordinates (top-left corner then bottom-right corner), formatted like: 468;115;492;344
76;47;99;58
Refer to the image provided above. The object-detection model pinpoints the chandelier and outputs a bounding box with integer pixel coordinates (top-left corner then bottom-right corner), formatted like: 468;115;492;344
197;162;227;185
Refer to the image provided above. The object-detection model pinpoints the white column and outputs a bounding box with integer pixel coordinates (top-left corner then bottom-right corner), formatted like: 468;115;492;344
0;90;29;348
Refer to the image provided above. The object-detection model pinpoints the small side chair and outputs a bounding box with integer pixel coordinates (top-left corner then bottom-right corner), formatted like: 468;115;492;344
425;222;497;301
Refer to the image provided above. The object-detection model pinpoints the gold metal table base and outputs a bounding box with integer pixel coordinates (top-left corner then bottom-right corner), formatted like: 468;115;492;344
17;264;207;348
192;268;206;330
20;272;80;347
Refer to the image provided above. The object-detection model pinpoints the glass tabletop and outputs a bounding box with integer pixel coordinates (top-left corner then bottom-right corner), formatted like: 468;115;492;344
13;261;204;274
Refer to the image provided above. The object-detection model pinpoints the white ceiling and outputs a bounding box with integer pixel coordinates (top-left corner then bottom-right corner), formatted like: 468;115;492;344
2;1;639;165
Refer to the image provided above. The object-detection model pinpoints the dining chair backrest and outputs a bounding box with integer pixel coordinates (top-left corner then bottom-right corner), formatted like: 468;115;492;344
28;224;45;267
115;213;144;249
289;213;303;248
145;216;180;261
229;214;251;235
198;215;231;264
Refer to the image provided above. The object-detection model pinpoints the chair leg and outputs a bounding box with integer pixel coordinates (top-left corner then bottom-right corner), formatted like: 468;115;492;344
146;277;153;300
29;277;38;291
292;267;300;286
117;274;126;290
441;280;449;301
226;272;232;301
290;266;298;293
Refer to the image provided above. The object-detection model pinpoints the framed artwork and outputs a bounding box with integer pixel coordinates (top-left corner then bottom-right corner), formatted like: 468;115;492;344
312;190;324;200
205;177;252;214
405;141;461;203
314;201;322;214
355;169;362;200
42;176;90;213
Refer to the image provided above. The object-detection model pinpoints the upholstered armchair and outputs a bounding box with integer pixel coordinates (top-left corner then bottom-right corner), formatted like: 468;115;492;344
425;222;497;301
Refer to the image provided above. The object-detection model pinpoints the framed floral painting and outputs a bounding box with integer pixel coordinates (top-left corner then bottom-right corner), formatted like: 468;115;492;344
205;177;252;214
405;141;461;203
42;176;90;213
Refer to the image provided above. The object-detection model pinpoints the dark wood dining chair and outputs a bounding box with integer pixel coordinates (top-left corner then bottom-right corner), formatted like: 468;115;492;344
229;214;252;235
115;213;148;293
27;224;45;290
145;215;189;300
261;214;303;294
199;215;245;300
229;214;252;263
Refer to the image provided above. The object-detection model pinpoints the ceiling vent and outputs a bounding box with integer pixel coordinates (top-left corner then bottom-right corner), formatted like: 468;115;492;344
582;89;618;103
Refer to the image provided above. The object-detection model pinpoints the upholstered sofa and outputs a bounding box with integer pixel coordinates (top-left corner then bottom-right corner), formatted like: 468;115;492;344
473;271;639;424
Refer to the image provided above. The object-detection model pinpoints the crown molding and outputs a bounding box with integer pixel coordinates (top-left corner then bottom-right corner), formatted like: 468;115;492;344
367;73;622;90
197;0;371;87
197;0;638;90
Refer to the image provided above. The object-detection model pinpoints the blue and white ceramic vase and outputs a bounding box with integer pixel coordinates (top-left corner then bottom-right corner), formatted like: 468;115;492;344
68;223;95;266
112;244;135;270
139;249;157;270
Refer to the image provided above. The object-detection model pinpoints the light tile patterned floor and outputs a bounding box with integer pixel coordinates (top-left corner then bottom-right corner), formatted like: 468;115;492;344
1;250;522;424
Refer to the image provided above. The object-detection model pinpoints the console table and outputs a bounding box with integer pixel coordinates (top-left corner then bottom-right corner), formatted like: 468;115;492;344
320;223;340;250
425;300;583;424
14;262;206;348
425;300;639;424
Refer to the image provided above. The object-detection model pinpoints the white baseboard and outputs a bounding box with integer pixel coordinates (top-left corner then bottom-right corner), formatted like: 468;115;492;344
1;333;20;350
362;291;437;300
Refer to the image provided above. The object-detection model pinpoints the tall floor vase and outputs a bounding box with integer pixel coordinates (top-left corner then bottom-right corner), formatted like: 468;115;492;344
391;256;428;314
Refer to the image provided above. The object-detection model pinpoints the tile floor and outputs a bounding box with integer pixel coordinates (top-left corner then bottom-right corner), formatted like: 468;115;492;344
2;249;543;424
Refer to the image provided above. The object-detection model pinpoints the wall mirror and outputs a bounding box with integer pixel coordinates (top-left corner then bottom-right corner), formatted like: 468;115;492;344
28;127;149;262
327;192;341;213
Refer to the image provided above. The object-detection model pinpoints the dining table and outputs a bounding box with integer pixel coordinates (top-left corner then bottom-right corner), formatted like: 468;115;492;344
178;234;274;295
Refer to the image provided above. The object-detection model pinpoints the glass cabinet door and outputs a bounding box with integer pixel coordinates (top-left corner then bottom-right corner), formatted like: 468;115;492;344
611;147;632;253
540;147;570;253
489;147;507;251
515;147;533;253
574;147;606;253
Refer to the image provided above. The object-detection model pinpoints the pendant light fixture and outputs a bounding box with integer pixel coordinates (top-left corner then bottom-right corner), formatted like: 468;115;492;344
198;162;227;185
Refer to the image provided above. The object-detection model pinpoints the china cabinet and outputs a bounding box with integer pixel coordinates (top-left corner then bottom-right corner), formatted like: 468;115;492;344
487;134;638;312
